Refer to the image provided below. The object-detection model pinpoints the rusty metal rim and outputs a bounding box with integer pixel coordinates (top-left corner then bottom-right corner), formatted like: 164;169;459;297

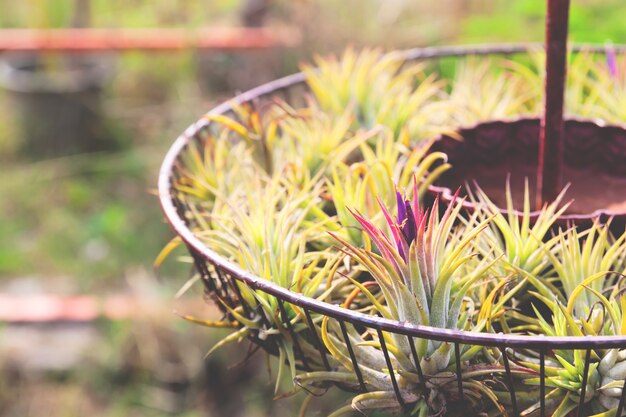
159;43;626;350
428;116;626;224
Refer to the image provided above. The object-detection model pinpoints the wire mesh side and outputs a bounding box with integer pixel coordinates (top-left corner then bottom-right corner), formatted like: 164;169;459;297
309;317;607;417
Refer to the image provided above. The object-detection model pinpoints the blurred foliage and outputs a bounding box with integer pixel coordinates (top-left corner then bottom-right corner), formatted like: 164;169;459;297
461;0;626;43
0;312;343;417
0;149;178;289
0;0;239;28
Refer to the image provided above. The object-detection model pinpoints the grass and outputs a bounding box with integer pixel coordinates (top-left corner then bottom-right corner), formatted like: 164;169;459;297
461;0;626;44
0;144;181;288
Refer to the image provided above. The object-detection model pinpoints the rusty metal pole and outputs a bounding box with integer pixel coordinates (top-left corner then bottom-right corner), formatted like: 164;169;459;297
241;0;271;27
72;0;91;28
537;0;570;208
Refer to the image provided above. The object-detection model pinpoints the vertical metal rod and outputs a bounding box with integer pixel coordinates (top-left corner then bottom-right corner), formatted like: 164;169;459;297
241;0;270;28
577;349;592;417
537;0;570;208
202;266;218;292
539;349;546;417
229;277;252;317
187;245;216;291
377;329;405;408
212;257;267;330
454;342;464;401
172;194;188;230
214;266;235;305
500;347;518;417
407;336;427;390
255;300;273;331
616;375;626;417
189;252;234;321
283;85;292;104
277;300;310;371
72;0;91;28
339;320;366;392
304;309;330;371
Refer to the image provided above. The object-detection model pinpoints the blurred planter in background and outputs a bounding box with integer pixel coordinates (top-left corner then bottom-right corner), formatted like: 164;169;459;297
196;0;286;96
0;54;119;159
196;49;285;96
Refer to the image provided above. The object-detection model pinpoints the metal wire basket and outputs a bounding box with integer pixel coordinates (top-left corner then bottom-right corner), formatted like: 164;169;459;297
159;44;626;417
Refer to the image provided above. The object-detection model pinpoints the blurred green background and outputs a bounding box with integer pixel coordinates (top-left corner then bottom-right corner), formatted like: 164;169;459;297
0;1;624;416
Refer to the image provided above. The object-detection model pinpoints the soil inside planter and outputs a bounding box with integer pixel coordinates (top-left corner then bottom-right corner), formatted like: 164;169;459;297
443;156;626;214
430;118;626;217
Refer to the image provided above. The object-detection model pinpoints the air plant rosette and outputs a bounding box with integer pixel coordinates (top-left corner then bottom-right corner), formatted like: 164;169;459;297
158;45;626;417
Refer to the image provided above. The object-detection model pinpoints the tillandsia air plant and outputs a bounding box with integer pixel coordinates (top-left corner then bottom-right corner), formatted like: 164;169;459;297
301;48;453;141
466;184;626;417
192;174;343;390
468;181;571;286
510;221;626;417
580;45;626;123
447;57;536;125
158;47;626;416
296;179;528;417
505;48;626;121
325;128;450;248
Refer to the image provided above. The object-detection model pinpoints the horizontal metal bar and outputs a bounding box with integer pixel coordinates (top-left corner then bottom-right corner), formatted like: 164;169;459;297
0;27;300;52
0;293;208;322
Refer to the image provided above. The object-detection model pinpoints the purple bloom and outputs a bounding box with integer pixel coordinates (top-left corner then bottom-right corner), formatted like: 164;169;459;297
349;179;459;267
395;189;417;246
394;186;422;248
607;44;618;79
372;184;425;263
402;201;417;245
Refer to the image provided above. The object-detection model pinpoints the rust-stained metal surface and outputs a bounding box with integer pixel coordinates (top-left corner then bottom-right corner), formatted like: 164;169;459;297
429;117;626;232
537;0;570;207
